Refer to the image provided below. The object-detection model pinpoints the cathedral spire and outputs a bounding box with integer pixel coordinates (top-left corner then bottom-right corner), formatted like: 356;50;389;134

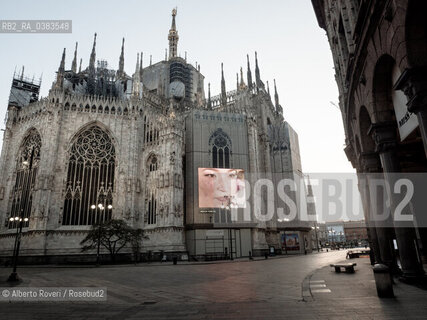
132;52;142;97
267;80;271;97
255;51;263;88
221;63;226;106
87;33;97;94
236;72;239;91
118;37;125;77
79;58;82;73
168;8;179;59
55;48;66;89
240;66;246;89
139;52;143;79
274;79;279;107
208;82;212;109
274;79;283;115
89;33;97;73
71;42;78;73
247;54;253;89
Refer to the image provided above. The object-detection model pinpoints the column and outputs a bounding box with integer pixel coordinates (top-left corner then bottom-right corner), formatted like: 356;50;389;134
358;153;382;264
395;66;427;261
369;122;424;278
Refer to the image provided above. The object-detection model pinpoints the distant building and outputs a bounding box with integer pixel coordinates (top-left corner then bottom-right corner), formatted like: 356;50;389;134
344;220;368;243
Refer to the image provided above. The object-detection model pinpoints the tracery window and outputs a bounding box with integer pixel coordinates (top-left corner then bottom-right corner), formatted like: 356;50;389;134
209;128;233;224
8;130;41;229
62;126;115;225
209;128;232;168
145;154;158;225
145;191;157;225
149;155;158;172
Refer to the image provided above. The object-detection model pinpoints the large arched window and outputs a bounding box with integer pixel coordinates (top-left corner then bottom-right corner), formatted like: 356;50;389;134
62;125;115;225
145;154;158;225
8;130;41;229
209;128;232;168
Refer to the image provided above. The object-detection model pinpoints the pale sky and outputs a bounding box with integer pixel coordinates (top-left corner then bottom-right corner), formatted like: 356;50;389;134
0;0;354;173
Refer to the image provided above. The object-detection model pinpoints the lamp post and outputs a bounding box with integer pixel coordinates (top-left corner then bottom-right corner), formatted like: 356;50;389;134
312;224;320;252
221;195;233;260
7;215;29;282
91;203;103;266
91;202;113;266
8;146;35;282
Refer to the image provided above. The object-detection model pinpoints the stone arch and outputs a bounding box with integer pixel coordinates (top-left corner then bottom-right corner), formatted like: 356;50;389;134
372;54;397;123
8;128;42;229
406;0;427;67
62;123;116;225
67;121;117;152
209;128;232;168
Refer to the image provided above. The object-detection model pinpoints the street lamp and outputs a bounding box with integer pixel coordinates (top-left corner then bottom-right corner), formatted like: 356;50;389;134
7;214;29;282
7;146;36;282
221;195;233;260
91;202;112;266
312;225;320;252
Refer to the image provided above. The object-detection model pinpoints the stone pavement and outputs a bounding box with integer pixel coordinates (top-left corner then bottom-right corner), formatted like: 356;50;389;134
0;251;426;319
306;257;427;319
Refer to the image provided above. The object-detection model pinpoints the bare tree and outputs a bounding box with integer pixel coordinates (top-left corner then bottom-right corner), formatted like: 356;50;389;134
81;219;146;263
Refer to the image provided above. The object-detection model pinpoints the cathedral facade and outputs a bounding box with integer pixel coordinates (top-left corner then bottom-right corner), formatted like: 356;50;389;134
0;10;313;262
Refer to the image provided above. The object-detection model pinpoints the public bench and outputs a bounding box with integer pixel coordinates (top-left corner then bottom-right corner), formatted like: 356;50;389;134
330;263;357;273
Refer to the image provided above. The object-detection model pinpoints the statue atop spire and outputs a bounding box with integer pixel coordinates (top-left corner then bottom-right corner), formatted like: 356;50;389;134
168;8;179;59
118;37;125;78
71;42;78;73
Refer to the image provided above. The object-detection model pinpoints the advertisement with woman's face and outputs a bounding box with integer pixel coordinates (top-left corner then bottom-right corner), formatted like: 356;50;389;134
198;168;246;208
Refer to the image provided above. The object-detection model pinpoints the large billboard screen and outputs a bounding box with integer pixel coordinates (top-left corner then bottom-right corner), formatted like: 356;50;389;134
198;168;245;208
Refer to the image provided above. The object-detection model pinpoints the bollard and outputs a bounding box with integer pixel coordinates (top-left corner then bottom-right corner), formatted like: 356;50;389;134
373;264;394;298
173;257;178;265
